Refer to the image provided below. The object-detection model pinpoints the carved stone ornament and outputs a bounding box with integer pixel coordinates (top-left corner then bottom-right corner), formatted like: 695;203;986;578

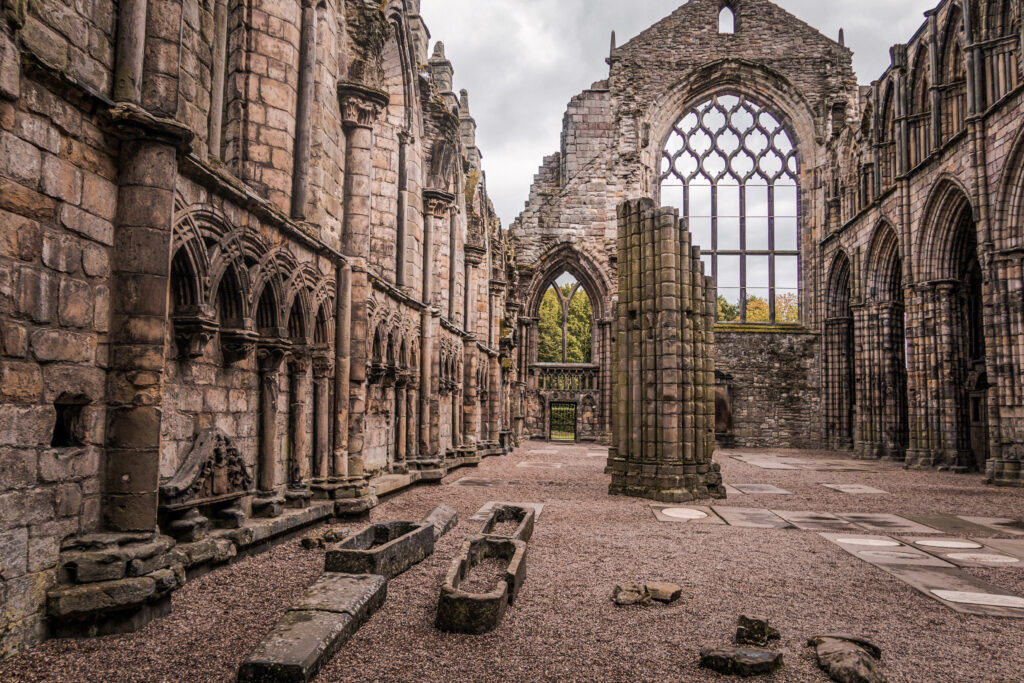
337;81;389;127
173;305;219;359
221;326;260;364
424;189;456;217
159;428;255;512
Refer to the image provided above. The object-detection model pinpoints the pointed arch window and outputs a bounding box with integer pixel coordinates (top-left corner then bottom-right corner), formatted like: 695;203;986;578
661;93;800;324
719;6;735;34
537;273;593;364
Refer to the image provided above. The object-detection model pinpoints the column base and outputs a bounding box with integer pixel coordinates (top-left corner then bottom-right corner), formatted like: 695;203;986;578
252;493;285;518
985;458;1024;486
285;486;312;509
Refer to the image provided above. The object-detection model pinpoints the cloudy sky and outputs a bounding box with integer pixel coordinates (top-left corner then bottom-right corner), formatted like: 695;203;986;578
422;0;938;227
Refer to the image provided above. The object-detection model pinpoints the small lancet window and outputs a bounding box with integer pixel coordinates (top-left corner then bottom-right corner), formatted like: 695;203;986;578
719;6;736;34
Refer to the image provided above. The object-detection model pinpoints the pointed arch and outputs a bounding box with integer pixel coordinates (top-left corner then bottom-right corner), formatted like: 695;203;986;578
916;176;976;282
826;250;852;319
865;221;903;303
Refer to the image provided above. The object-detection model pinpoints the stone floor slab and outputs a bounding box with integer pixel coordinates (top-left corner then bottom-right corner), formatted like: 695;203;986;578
903;538;1021;568
724;484;744;496
900;514;1003;537
837;513;940;534
821;484;888;494
515;462;564;469
773;510;856;531
822;534;953;568
974;538;1024;562
448;477;505;488
957;516;1024;536
732;484;793;495
711;507;793;529
650;505;725;524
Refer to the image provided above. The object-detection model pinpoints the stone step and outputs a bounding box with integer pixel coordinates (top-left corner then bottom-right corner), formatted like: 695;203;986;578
370;473;413;497
237;573;387;683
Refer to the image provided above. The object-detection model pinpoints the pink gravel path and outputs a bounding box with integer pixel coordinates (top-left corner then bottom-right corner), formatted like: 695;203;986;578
2;442;1023;682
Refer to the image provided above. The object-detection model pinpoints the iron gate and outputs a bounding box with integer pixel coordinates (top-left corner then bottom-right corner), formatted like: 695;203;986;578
549;402;576;442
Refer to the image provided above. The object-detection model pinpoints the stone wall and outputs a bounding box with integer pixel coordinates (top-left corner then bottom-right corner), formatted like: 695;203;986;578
0;0;517;659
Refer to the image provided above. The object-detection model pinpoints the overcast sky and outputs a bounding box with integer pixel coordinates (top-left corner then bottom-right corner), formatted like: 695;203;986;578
423;0;938;228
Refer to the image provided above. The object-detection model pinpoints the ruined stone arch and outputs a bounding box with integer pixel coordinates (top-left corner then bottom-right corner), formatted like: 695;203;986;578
994;123;1024;250
525;243;610;322
915;175;976;282
865;220;904;303
646;59;819;190
824;249;855;449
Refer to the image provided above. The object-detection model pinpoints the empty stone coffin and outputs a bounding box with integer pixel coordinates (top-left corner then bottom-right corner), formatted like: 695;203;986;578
324;521;434;578
435;537;527;634
478;504;535;542
238;573;387;683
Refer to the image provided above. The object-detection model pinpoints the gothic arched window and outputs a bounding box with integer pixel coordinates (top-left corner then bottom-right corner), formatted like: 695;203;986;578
537;273;593;364
719;6;735;34
661;93;800;324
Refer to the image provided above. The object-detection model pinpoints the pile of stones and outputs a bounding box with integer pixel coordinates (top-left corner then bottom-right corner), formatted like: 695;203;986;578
611;581;682;606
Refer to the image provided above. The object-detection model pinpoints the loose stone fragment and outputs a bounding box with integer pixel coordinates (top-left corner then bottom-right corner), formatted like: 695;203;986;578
735;615;781;646
421;504;458;539
699;647;784;677
611;583;651;606
645;582;682;604
808;635;886;683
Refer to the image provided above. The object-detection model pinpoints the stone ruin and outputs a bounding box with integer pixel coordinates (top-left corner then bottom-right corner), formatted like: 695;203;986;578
607;199;726;503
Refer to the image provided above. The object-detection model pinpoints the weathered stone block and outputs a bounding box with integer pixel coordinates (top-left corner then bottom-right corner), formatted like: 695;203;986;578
421;504;458;539
30;329;95;363
0;405;54;447
324;521;433;578
0;361;43;402
0;527;29;580
0;32;19;101
58;277;94;328
700;647;784;677
47;576;155;619
237;574;387;683
0;448;35;489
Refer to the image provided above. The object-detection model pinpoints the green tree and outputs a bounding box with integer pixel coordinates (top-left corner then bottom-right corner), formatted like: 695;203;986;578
537;287;562;362
717;295;739;322
566;288;593;363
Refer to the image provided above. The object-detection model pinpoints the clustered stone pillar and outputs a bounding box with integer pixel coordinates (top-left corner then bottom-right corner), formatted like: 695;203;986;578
290;0;317;219
287;355;312;505
607;199;725;503
986;252;1024;485
421;191;453;460
313;353;333;480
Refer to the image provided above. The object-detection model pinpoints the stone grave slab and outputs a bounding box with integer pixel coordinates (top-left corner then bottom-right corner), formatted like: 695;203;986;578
711;507;793;529
650;505;725;524
527;449;559;455
731;484;792;495
900;514;1003;537
448;477;505;488
821;484;887;494
470;501;545;522
728;455;798;470
975;538;1024;562
238;573;387;683
773;510;857;532
515;461;564;469
904;538;1021;568
586;451;607;458
822;534;1024;617
890;566;1024;618
958;516;1024;536
724;484;744;496
837;513;940;534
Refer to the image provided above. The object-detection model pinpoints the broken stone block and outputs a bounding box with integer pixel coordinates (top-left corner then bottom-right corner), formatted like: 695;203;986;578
645;582;682;604
612;583;651;606
735;615;781;646
324;521;433;578
301;529;348;550
699;647;784;677
435;537;527;634
478;504;534;542
238;574;387;683
809;635;886;683
47;576;156;619
421;504;458;539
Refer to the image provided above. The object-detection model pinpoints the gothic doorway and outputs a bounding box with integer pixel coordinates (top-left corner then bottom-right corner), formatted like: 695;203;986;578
549;402;577;442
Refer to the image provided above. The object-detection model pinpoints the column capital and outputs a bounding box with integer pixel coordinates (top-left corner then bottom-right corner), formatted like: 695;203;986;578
423;189;455;216
337;81;389;128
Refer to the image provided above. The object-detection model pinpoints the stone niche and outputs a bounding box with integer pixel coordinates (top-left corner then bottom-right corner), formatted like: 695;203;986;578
158;428;254;541
607;199;726;502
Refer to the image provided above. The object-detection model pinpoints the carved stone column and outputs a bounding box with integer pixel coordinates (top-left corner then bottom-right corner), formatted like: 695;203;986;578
290;0;318;219
337;83;386;482
312;352;333;481
287;354;312;507
395;378;408;465
420;191;454;459
254;349;286;517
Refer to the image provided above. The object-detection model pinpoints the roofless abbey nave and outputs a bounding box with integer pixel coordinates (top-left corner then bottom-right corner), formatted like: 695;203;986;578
1;0;1024;680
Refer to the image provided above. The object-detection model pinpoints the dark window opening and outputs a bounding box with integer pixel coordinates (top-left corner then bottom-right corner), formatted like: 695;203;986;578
52;397;87;448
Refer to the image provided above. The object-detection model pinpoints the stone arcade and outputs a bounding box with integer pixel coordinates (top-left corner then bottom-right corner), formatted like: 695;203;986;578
1;0;1024;668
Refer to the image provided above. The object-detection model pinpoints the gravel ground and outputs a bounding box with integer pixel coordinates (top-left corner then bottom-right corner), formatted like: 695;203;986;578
3;442;1024;682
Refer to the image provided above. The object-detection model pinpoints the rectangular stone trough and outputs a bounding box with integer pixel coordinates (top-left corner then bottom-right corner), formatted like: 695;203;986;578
237;573;387;683
478;504;535;542
435;537;527;635
324;521;434;578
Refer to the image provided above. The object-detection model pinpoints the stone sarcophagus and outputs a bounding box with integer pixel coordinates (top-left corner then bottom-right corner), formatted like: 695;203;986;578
435;537;527;634
607;199;726;502
159;429;254;541
478;504;534;542
324;521;434;578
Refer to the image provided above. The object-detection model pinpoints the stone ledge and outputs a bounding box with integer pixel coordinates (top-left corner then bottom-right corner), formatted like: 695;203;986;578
237;574;387;683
